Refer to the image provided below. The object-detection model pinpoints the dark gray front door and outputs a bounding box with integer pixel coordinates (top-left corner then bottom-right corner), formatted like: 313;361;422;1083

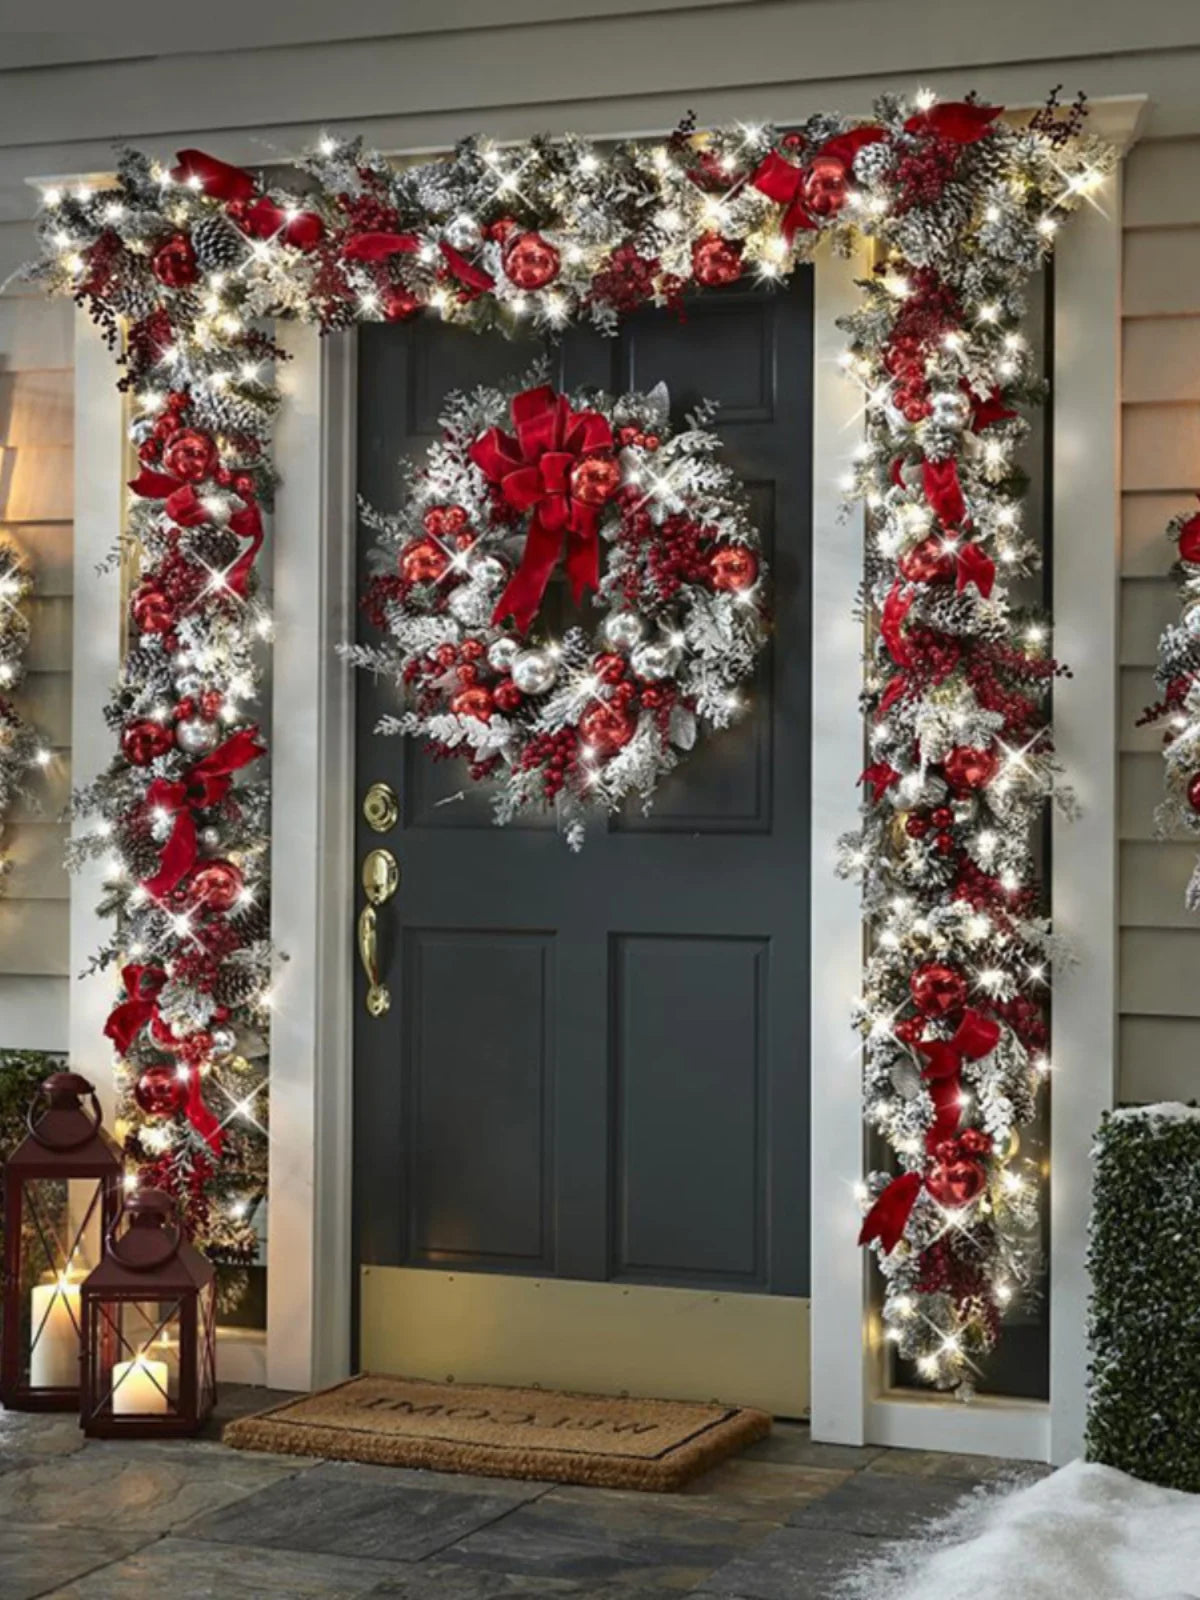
353;276;814;1412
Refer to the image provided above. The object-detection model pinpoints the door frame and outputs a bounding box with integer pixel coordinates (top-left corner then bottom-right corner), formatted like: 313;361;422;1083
66;101;1140;1459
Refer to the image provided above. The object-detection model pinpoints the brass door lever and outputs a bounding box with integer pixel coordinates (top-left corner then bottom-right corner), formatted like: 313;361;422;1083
358;847;399;1017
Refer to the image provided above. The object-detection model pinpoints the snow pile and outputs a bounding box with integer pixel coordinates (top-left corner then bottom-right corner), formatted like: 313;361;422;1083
843;1460;1200;1600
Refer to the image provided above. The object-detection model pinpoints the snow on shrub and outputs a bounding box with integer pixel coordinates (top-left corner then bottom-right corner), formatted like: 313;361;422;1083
1087;1102;1200;1490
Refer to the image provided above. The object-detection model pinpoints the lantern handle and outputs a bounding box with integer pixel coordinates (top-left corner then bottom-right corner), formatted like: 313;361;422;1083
106;1202;182;1272
25;1083;103;1151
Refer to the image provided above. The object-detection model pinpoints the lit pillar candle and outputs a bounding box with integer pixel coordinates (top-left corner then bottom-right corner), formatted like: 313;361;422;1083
29;1276;81;1388
111;1353;169;1415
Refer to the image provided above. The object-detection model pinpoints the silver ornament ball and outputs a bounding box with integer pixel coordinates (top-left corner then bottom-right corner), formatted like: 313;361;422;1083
631;639;681;682
209;1025;238;1061
930;389;972;431
198;826;222;852
487;636;520;673
448;585;490;625
173;673;203;699
444;214;483;252
467;555;507;591
602;611;645;651
175;716;220;756
511;648;558;695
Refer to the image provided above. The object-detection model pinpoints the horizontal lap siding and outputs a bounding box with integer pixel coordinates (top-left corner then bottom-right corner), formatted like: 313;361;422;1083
1119;136;1200;1103
0;270;72;1049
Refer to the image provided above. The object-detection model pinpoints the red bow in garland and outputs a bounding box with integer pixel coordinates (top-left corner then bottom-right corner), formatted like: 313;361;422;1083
128;475;264;601
922;457;967;528
169;150;323;250
469;384;616;632
105;963;168;1054
903;101;1003;144
142;727;266;901
858;1008;1001;1253
752;127;887;240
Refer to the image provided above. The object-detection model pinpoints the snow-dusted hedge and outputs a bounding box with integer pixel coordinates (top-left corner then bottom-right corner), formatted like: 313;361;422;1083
1087;1103;1200;1490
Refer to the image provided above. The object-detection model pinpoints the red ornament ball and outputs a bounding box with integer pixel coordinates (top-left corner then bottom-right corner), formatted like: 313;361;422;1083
943;745;999;793
423;505;469;538
803;154;850;217
198;690;225;721
898;537;954;585
131;582;175;635
122;718;174;766
383;286;423;322
692;233;743;288
905;814;930;839
958;1127;994;1157
185;859;244;913
894;1017;924;1045
926;1157;987;1209
133;1065;187;1119
503;232;560;290
161;428;218;483
399;537;450;584
569;455;621;507
450;685;494;721
593;652;626;685
910;961;968;1016
151;233;198;289
579;700;636;756
710;545;759;592
1178;516;1200;564
492;680;523;713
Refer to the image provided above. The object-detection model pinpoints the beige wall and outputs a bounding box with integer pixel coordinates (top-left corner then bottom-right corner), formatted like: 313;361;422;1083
1;3;1199;1099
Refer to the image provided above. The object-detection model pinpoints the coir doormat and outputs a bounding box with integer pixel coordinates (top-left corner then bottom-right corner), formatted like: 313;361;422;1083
224;1373;770;1491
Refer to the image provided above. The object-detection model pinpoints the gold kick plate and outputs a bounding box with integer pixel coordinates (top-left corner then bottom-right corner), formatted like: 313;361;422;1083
363;781;399;833
359;847;400;1018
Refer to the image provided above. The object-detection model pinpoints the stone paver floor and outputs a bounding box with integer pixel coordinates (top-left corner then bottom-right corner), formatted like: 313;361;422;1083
0;1386;1045;1599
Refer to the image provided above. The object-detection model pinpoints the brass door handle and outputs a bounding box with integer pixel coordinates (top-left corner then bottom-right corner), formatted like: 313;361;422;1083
359;848;399;1017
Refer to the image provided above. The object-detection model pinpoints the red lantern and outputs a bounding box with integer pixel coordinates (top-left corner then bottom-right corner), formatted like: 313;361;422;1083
1;1074;123;1410
80;1188;216;1438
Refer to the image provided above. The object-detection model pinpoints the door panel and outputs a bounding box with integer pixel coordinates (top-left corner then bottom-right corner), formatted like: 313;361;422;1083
354;274;814;1410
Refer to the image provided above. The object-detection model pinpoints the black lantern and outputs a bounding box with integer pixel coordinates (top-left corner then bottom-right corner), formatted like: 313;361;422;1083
1;1072;123;1410
80;1187;216;1438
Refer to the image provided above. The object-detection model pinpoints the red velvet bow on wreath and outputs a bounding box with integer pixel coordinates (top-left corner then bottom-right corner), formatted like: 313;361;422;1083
469;384;621;632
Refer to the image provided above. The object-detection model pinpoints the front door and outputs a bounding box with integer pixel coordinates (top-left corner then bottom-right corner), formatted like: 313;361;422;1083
353;275;814;1416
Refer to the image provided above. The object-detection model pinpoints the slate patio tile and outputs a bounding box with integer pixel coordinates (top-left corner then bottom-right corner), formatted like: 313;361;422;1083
678;1460;853;1519
0;1439;305;1534
741;1424;886;1474
863;1447;1042;1482
181;1459;551;1562
785;1471;980;1536
438;1489;781;1588
368;1563;668;1598
695;1524;883;1599
0;1523;152;1600
0;1405;88;1474
36;1535;405;1599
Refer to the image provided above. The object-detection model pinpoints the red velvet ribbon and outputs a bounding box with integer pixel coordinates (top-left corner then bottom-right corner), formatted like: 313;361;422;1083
922;457;967;528
970;386;1017;432
439;242;496;297
169;150;321;250
104;964;168;1054
955;541;995;599
858;1008;1001;1253
226;504;265;598
859;762;900;804
880;581;914;666
241;196;324;250
752;127;887;239
182;1072;225;1153
171;149;256;202
341;231;421;261
469;384;615;632
903;102;1003;144
128;476;263;600
142;727;266;900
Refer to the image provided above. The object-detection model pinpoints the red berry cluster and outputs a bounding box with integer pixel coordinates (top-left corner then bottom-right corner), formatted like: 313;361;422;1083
994;992;1048;1053
335;191;403;235
904;802;957;858
893;138;962;214
880;265;961;421
156;550;208;610
900;625;963;690
964;652;1041;741
589;243;660;314
915;1241;999;1343
519;727;580;800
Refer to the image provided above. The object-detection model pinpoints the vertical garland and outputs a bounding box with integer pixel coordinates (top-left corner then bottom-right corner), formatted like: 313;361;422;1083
30;93;1107;1374
0;542;49;902
1144;504;1200;904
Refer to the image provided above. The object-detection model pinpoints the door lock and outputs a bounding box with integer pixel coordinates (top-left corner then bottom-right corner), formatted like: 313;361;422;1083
358;848;399;1018
363;781;399;833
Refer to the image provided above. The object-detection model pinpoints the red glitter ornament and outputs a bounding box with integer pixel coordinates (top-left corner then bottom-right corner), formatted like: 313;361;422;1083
579;700;635;756
161;428;218;483
1188;773;1200;812
198;690;224;721
185;859;244;913
898;537;954;585
569;455;621;507
958;1127;994;1157
492;680;522;713
122;719;174;766
593;652;626;684
905;814;930;839
383;285;422;322
943;745;998;792
692;233;743;287
423;505;469;538
151;233;198;289
803;154;851;217
133;1065;187;1119
398;538;450;584
926;1156;986;1209
1179;516;1200;564
450;685;494;721
131;582;175;635
710;545;759;592
910;961;968;1016
503;232;560;290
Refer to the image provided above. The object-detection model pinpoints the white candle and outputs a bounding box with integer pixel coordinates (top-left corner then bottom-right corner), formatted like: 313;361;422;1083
29;1277;81;1389
111;1353;169;1415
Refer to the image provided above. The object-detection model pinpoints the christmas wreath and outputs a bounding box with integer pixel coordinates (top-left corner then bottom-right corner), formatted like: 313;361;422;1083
348;375;767;847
